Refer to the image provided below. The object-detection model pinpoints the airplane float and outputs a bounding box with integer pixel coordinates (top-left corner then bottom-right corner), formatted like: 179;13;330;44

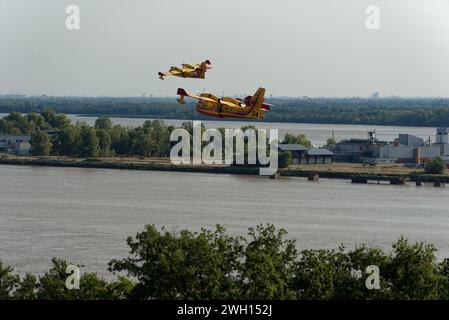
176;87;272;119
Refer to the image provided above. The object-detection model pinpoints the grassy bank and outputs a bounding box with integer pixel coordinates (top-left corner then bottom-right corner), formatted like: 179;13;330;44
0;155;260;175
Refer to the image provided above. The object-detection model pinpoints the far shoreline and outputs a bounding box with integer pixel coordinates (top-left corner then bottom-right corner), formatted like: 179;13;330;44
70;114;440;129
0;112;442;129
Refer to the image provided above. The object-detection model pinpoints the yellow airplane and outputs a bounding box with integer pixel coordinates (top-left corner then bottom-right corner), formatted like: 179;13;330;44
176;87;272;119
158;60;211;80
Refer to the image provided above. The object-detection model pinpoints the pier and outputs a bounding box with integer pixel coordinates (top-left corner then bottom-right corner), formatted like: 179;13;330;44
350;175;407;185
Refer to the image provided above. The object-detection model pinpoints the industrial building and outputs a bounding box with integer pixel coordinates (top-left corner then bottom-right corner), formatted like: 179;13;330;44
278;144;334;164
331;130;388;162
377;128;449;165
0;135;31;155
332;128;449;165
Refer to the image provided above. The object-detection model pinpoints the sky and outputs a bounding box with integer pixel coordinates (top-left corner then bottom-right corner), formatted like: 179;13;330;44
1;0;449;97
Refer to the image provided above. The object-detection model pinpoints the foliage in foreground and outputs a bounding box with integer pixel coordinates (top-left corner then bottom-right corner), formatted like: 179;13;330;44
2;224;449;300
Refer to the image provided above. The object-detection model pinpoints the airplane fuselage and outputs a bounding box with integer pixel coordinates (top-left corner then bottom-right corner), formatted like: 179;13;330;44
195;101;264;119
176;87;268;120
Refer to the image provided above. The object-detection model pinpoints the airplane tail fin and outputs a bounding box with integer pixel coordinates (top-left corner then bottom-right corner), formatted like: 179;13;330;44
158;72;165;80
198;60;211;79
247;87;266;118
177;88;188;104
251;87;266;110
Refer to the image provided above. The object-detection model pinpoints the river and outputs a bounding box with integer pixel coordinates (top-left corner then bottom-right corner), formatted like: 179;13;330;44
1;164;449;278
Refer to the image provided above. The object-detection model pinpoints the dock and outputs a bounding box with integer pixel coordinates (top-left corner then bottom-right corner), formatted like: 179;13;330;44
350;175;407;185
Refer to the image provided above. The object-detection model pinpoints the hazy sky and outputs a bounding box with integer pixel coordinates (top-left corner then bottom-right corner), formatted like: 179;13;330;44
1;0;449;97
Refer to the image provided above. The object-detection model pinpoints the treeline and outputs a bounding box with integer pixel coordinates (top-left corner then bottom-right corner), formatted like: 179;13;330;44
1;110;308;158
0;110;175;157
0;96;194;119
270;98;449;127
1;224;449;300
2;96;449;126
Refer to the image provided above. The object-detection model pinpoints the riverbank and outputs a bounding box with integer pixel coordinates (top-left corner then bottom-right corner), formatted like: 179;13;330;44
0;155;260;175
1;155;448;183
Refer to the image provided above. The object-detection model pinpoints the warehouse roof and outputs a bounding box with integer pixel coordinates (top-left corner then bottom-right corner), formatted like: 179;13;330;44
307;149;334;156
277;144;308;151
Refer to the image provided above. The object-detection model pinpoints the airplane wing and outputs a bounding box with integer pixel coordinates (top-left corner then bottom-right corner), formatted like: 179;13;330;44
177;88;216;104
182;63;197;70
160;70;182;76
176;88;198;99
219;100;238;108
158;70;182;80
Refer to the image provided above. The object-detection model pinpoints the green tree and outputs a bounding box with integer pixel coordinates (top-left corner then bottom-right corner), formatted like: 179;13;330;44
438;258;449;299
385;237;443;299
26;113;47;132
128;127;155;156
30;130;53;156
294;248;350;300
95;117;112;131
143;120;171;156
282;133;312;148
56;125;81;156
97;129;113;157
14;274;38;299
51;114;70;130
0;110;62;135
0;261;19;299
80;126;99;157
40;108;70;129
425;156;446;174
324;137;336;149
278;151;292;168
109;225;242;299
111;125;130;155
36;258;132;300
294;244;391;300
239;225;297;299
0;118;21;134
4;112;34;134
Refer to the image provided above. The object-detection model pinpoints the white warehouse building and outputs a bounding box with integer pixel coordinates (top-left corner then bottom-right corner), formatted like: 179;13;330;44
377;128;449;164
0;135;31;155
